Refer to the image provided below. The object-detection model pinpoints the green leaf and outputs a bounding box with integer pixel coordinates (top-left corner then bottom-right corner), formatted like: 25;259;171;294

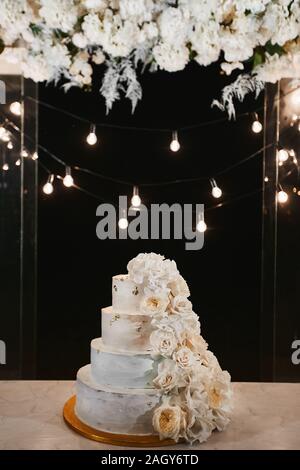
30;23;42;36
265;41;284;56
253;50;264;68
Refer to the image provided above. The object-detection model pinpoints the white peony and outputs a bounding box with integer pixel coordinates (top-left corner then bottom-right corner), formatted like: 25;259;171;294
173;346;196;369
127;252;179;288
150;327;177;358
141;294;169;315
168;275;190;297
152;399;186;441
171;295;193;315
84;0;107;11
153;359;181;392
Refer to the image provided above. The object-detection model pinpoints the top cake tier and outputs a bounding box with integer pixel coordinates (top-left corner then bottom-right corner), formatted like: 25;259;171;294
112;274;144;314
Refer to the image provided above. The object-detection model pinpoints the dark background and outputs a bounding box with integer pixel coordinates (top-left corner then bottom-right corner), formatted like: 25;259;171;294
37;62;265;381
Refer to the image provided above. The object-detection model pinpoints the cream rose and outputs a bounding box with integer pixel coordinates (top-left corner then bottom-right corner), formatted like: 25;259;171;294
183;334;208;358
169;275;190;297
153;359;179;392
150;327;177;357
153;402;186;441
140;294;169;315
127;252;178;286
173;346;196;369
171;295;193;315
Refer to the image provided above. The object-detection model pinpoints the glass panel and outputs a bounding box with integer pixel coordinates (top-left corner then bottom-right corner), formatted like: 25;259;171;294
0;75;38;379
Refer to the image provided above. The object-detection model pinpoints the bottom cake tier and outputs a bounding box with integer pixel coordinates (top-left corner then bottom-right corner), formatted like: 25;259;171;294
76;364;162;435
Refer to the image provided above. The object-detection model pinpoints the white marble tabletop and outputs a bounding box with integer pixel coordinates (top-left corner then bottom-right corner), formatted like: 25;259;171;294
0;381;299;450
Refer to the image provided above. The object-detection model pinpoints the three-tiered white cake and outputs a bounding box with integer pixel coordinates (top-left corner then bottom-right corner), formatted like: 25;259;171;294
75;253;232;444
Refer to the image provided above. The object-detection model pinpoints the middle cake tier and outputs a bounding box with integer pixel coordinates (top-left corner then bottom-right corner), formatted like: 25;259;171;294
101;306;153;353
91;338;158;389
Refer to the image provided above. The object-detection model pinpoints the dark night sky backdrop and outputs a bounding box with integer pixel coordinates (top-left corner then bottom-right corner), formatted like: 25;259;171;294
36;61;290;381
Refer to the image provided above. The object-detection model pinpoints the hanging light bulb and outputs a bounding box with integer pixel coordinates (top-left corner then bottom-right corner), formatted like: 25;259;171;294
63;166;74;187
2;163;9;171
170;130;180;152
277;148;289;163
1;130;10;142
251;113;263;134
210;178;222;199
32;151;38;160
196;211;207;233
43;174;54;195
15;158;21;166
7;141;13;150
118;209;128;229
21;149;29;158
10;101;22;116
86;124;97;145
277;185;288;204
131;185;141;208
264;176;269;182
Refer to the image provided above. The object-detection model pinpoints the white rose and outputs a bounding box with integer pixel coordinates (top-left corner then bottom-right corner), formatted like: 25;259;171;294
171;295;193;315
183;334;208;358
153;401;186;441
168;275;190;297
92;49;105;64
153;359;180;392
150;327;177;358
72;33;88;49
141;295;169;316
127;253;179;286
205;370;232;412
173;347;196;369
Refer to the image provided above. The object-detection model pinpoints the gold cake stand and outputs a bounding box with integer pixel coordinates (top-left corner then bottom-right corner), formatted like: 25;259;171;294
63;396;176;448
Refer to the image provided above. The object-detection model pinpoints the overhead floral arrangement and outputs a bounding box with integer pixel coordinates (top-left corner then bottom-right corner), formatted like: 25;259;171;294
127;253;232;444
1;0;300;115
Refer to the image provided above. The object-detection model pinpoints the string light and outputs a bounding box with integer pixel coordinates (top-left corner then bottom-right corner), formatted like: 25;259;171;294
196;211;207;233
277;148;289;163
86;124;97;145
277;185;288;204
9;101;22;116
251;113;263;134
43;174;54;195
170;130;180;152
15;158;21;166
32;151;38;160
131;185;141;208
118;209;128;229
264;176;269;182
7;141;13;150
210;178;222;199
21;149;29;158
2;163;9;171
293;187;297;193
63;166;74;187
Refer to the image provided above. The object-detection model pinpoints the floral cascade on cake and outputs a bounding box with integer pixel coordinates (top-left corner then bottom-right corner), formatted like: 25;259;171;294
75;253;232;444
128;253;232;443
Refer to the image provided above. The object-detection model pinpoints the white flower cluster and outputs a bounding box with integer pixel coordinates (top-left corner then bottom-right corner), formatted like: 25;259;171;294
1;1;300;111
127;252;233;444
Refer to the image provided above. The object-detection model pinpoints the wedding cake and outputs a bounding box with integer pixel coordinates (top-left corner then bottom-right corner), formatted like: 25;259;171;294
75;253;232;444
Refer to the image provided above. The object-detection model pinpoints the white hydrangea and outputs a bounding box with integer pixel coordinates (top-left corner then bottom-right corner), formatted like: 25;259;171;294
39;0;78;33
0;0;34;44
81;12;104;44
153;42;189;72
157;6;188;47
21;53;53;82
